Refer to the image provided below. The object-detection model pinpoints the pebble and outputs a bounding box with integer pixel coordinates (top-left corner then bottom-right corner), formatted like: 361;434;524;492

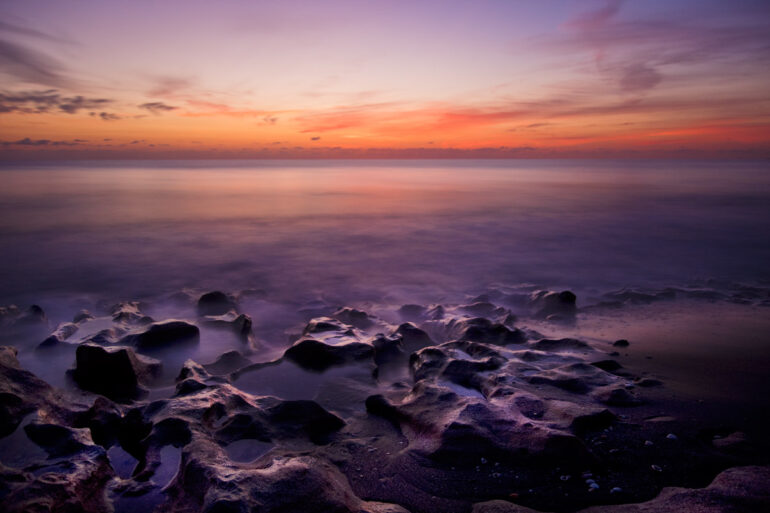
560;475;571;481
651;464;663;472
480;457;487;464
666;433;678;440
644;440;654;446
581;472;593;478
610;487;622;494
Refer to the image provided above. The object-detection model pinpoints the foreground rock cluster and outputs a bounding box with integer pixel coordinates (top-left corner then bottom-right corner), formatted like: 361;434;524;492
0;289;767;512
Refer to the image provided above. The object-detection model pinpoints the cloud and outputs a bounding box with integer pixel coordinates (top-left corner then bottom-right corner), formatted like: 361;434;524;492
0;89;112;114
147;76;193;97
310;136;321;141
0;39;69;87
139;101;178;114
565;0;623;31
261;115;278;125
618;63;662;92
89;111;121;121
0;20;72;45
2;137;84;147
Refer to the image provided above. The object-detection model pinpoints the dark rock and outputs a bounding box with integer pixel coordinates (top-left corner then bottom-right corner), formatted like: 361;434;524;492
529;290;577;320
372;335;405;366
597;386;642;407
393;322;434;353
591;359;623;372
71;343;161;401
613;339;630;347
531;338;589;352
284;338;373;371
459;301;506;317
456;318;525;345
24;422;90;457
201;312;253;340
197;291;237;316
73;310;94;323
333;307;373;329
265;400;345;443
130;320;200;351
203;350;252;375
303;316;349;335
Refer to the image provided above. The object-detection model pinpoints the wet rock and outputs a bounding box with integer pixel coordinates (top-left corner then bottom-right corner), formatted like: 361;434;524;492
333;307;374;329
372;335;405;366
73;310;94;323
37;322;79;349
128;320;200;351
455;318;525;345
201;312;253;340
24;422;92;457
71;343;162;401
531;338;589;352
17;304;48;326
529;290;577;320
203;350;252;375
265;400;345;443
595;386;642;407
613;339;630;347
393;323;434;353
303;316;351;335
284;338;373;371
459;301;506;318
197;291;237;316
111;301;152;324
591;359;623;373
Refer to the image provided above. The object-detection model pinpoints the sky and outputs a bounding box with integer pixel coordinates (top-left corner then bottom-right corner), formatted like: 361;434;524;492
1;0;769;159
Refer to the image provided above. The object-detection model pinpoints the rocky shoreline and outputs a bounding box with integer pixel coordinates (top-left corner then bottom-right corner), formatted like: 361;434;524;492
0;288;768;512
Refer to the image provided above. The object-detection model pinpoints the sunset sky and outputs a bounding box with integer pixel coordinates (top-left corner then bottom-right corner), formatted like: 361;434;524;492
1;0;769;159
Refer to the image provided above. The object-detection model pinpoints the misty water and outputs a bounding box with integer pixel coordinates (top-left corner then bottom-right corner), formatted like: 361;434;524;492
1;159;768;311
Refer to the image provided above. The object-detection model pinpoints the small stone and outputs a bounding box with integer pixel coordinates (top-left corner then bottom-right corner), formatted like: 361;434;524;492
610;487;622;494
644;440;654;446
480;457;487;464
588;482;600;490
651;464;663;472
666;433;678;440
560;475;571;481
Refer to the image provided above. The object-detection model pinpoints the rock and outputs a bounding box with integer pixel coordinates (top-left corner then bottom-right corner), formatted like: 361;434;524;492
201;312;253;340
265;400;345;443
73;310;94;323
333;307;374;329
284;338;373;371
595;386;642;407
129;320;200;351
398;304;426;321
530;338;589;352
303;316;350;335
529;290;577;320
17;304;48;325
459;301;506;318
393;323;434;353
38;322;79;348
455;318;526;345
71;343;162;401
613;339;630;347
197;291;237;316
203;351;252;375
111;301;152;324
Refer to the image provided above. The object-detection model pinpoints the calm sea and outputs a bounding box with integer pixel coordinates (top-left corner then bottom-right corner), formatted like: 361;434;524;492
1;159;769;311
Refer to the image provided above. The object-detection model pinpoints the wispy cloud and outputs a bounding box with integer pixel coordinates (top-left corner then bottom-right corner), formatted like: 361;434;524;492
0;89;112;114
138;101;178;114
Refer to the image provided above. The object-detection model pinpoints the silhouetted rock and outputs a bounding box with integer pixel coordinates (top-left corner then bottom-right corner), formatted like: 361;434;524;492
455;317;525;345
333;307;374;329
284;338;373;371
71;344;161;401
529;290;577;320
614;339;630;347
197;291;237;316
129;320;200;351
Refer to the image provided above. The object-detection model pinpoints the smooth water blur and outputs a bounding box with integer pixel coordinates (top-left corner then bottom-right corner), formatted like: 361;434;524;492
1;159;769;309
